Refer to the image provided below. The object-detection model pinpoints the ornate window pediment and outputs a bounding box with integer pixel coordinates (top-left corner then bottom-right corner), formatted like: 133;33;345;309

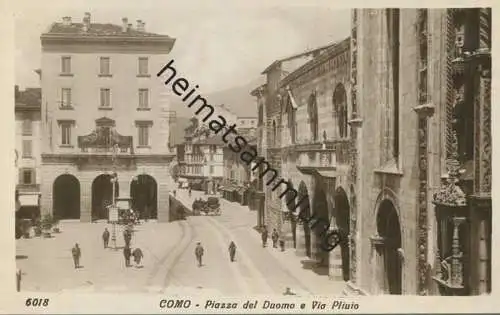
78;117;133;152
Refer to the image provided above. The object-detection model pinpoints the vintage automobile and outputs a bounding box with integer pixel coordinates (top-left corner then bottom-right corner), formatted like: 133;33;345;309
191;197;221;216
203;197;221;216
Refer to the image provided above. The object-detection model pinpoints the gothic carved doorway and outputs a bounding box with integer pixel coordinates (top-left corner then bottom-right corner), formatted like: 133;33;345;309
377;199;402;294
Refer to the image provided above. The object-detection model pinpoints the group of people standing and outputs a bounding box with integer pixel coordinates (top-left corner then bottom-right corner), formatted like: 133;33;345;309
70;225;144;270
261;226;285;251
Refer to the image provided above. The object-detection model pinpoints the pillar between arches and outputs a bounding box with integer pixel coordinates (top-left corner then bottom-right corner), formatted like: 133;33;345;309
295;221;307;257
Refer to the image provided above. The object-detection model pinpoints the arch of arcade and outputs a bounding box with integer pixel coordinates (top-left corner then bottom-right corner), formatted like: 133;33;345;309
41;156;173;222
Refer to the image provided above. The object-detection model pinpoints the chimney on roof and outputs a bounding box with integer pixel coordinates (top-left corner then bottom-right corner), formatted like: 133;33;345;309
122;17;128;32
82;12;91;32
128;23;132;31
62;16;72;26
136;19;144;32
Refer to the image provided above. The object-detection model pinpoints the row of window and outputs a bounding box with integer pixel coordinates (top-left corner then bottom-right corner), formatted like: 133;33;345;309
59;123;151;147
181;165;216;175
60;56;150;76
59;88;149;109
267;84;349;147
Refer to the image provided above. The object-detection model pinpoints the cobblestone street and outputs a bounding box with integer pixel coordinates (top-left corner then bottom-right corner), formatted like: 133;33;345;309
16;189;346;295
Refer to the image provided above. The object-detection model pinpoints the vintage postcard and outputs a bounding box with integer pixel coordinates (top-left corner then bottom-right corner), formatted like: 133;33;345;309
1;0;497;313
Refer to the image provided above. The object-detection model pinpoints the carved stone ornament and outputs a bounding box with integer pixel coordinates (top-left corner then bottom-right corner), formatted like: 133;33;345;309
78;126;133;150
433;132;467;207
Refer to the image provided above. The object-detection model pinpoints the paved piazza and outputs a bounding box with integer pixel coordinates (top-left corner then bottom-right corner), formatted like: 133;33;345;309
16;190;345;295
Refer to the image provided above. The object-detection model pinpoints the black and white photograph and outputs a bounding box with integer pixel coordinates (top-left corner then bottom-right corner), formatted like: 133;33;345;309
4;0;495;313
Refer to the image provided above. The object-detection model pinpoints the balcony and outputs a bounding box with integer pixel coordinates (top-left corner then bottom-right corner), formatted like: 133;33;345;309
291;139;350;178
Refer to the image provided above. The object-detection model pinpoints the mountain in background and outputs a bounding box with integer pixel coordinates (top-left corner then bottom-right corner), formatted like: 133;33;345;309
170;77;264;118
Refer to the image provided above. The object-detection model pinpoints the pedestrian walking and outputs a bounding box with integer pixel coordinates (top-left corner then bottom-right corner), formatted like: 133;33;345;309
188;187;192;198
195;242;204;267
102;228;110;249
173;190;177;197
279;235;286;252
71;243;81;269
123;245;132;267
123;229;132;247
261;227;268;248
16;268;21;292
271;229;279;248
228;241;237;262
132;248;144;267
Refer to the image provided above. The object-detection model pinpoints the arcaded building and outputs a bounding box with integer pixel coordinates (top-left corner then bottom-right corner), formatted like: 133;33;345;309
40;13;177;222
256;40;351;282
349;8;491;295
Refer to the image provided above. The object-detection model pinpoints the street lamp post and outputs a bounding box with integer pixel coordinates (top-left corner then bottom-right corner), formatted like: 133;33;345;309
110;144;119;250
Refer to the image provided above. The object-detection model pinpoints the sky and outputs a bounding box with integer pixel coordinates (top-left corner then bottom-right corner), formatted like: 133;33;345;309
13;0;350;93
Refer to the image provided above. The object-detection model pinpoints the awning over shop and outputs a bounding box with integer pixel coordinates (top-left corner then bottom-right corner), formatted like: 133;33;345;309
317;170;337;178
221;185;237;192
191;179;203;184
19;194;39;207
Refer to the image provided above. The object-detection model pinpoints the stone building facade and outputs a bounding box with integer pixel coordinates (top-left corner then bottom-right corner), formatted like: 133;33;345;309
40;13;176;222
256;40;351;281
250;84;267;228
350;8;491;296
254;8;491;296
15;86;42;218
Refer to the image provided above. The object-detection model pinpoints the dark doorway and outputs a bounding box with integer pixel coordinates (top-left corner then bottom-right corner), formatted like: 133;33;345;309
92;174;118;220
53;174;80;219
298;181;312;258
377;199;402;295
313;185;329;268
130;174;158;220
335;187;351;281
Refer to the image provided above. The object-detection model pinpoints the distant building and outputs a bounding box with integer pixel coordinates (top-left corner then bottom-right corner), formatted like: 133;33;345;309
15;86;42;219
220;127;257;205
39;13;176;222
176;118;224;193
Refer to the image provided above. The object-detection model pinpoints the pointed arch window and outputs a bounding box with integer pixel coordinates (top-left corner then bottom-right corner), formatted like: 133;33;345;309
333;84;348;138
286;95;297;144
308;91;319;141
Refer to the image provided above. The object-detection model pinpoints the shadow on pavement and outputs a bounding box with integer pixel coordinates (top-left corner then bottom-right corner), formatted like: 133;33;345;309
301;260;329;276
